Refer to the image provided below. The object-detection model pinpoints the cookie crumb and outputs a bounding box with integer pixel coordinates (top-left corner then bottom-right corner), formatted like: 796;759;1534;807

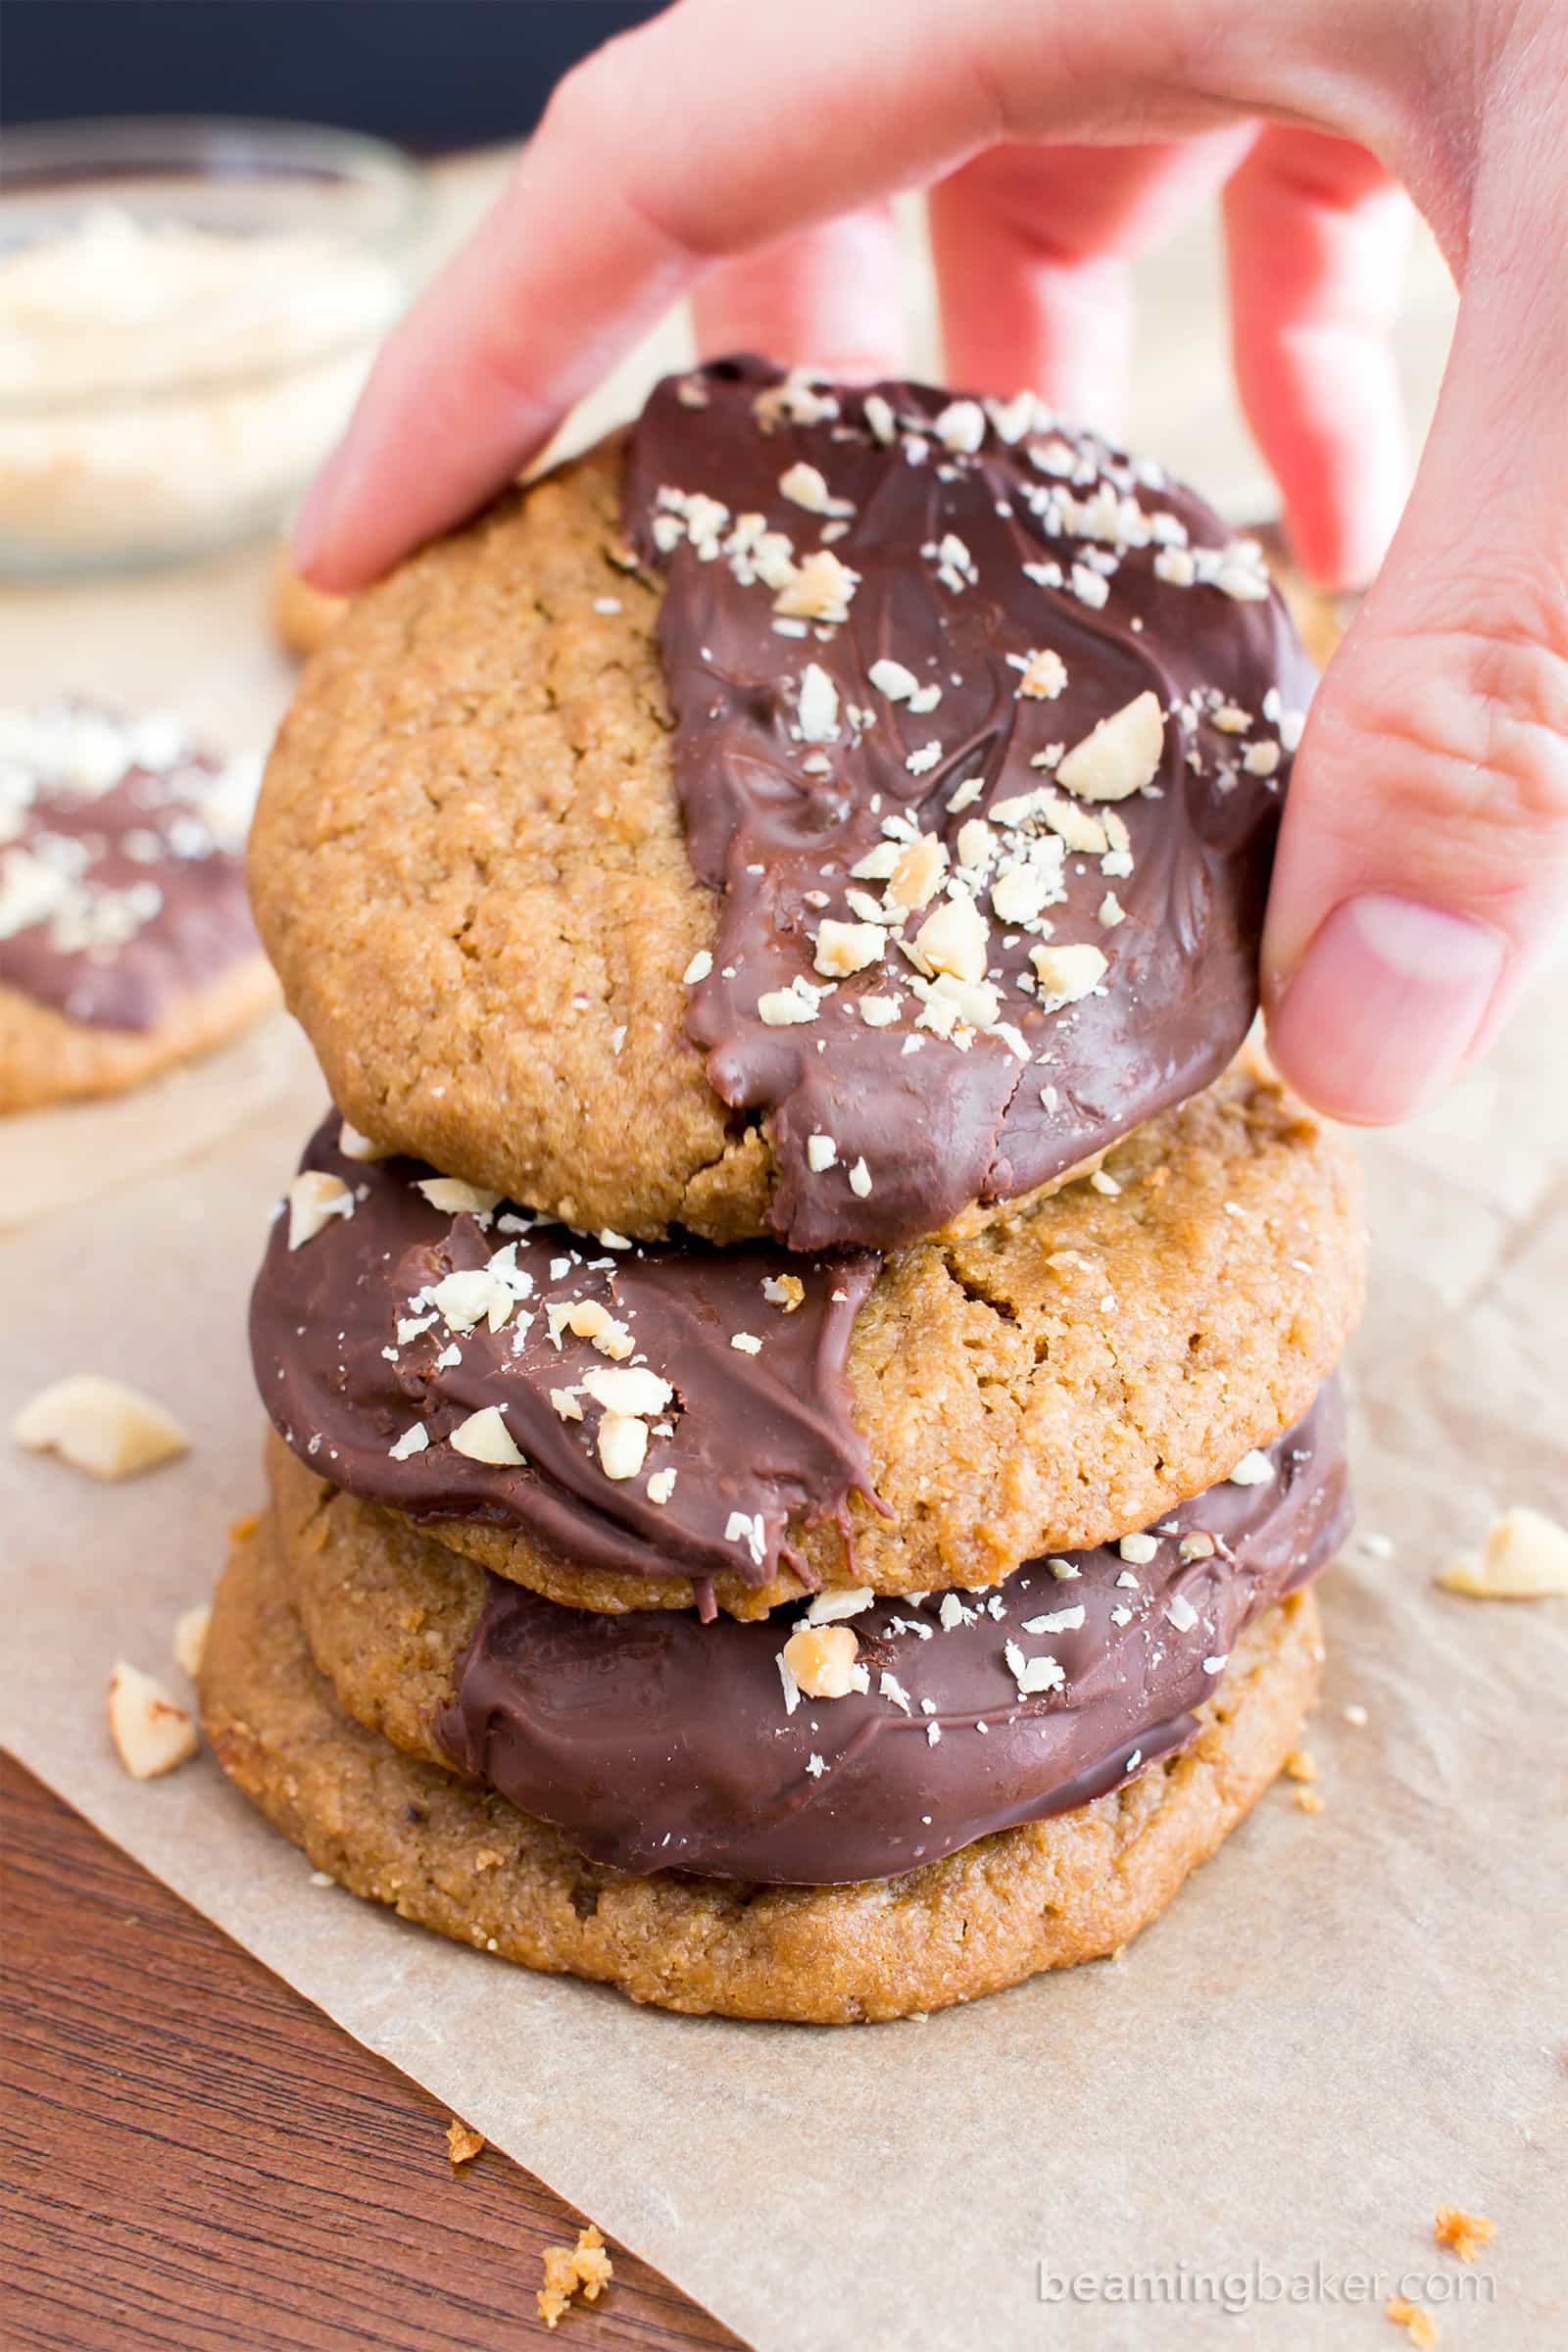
1293;1787;1325;1814
1385;2296;1439;2347
1343;1701;1368;1727
1283;1748;1318;1784
1434;2205;1494;2262
445;2117;485;2166
596;1410;649;1482
15;1374;189;1481
538;2225;612;2328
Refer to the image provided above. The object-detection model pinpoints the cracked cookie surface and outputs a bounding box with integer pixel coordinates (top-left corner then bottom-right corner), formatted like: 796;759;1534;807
251;439;771;1245
201;1511;1324;2023
252;418;1302;1250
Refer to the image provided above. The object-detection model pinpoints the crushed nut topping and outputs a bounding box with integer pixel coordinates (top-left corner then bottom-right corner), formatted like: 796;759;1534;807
1227;1448;1275;1488
287;1169;355;1250
781;1622;869;1699
450;1405;524;1466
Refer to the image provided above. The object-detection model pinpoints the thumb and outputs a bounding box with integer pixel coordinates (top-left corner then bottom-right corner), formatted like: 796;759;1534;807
1262;122;1568;1125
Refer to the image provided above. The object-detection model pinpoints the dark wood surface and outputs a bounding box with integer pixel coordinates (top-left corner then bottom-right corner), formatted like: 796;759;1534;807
0;1755;745;2352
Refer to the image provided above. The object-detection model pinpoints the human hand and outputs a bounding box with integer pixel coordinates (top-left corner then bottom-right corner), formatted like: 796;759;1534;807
293;0;1568;1129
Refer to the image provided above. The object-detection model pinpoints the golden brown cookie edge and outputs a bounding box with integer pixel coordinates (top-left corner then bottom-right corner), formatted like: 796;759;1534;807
201;1511;1323;2024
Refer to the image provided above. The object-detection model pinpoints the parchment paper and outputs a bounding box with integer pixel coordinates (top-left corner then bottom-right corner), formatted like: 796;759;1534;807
0;1011;313;1230
5;157;1564;2351
3;987;1565;2352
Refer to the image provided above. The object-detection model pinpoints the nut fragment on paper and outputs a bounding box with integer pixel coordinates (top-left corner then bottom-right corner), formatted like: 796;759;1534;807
172;1604;211;1680
107;1661;198;1780
14;1374;189;1480
1437;1504;1568;1599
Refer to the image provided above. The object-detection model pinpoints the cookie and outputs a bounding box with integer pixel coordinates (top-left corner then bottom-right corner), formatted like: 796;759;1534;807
251;362;1315;1252
252;1055;1365;1616
270;546;350;662
271;1378;1347;1885
0;704;276;1111
201;1513;1325;2023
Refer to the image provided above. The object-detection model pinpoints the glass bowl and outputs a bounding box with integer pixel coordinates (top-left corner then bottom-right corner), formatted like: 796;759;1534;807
0;117;425;575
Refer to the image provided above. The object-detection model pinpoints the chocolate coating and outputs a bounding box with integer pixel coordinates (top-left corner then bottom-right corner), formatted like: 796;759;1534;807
434;1383;1348;1885
0;704;260;1030
624;359;1317;1250
251;1118;876;1593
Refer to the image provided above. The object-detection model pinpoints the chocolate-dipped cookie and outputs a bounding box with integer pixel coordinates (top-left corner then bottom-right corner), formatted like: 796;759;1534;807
202;1514;1326;2023
252;362;1314;1252
252;1056;1364;1617
271;1383;1348;1886
0;704;276;1111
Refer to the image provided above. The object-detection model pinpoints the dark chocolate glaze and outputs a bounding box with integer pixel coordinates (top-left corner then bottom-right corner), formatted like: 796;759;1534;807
0;705;259;1030
434;1383;1348;1886
251;1118;877;1593
624;359;1317;1250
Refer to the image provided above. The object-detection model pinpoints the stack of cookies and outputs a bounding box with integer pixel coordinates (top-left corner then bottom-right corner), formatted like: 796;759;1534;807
203;360;1365;2024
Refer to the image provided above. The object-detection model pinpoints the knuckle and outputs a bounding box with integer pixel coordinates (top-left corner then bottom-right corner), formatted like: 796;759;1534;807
1251;127;1397;214
539;53;616;149
539;45;722;265
1306;610;1568;906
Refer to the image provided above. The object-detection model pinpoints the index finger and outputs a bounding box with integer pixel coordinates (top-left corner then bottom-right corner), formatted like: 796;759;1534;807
294;0;997;586
293;0;1305;589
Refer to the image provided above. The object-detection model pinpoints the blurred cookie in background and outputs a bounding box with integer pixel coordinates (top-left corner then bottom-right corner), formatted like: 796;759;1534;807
0;703;277;1111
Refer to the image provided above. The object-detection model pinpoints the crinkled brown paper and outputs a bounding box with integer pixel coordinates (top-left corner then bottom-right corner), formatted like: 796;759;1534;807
5;962;1564;2352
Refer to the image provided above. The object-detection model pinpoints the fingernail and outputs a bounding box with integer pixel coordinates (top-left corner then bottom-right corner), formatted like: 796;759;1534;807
1267;892;1505;1124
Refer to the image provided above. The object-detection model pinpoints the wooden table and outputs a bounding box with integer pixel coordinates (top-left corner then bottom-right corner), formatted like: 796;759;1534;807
1;1756;743;2352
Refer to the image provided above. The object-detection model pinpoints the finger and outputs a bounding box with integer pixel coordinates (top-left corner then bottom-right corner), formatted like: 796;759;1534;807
292;0;1323;590
1224;127;1413;591
294;0;1004;590
928;133;1254;431
691;207;906;379
1263;145;1568;1126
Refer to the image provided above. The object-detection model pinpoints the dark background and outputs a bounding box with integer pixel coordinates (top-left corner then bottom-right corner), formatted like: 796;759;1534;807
2;1;667;147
